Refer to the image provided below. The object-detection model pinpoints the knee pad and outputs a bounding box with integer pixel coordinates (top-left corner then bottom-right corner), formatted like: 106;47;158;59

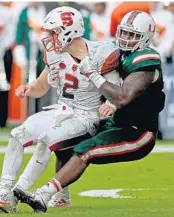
11;124;34;147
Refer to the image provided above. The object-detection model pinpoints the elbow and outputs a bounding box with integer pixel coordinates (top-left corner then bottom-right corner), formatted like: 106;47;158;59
112;94;132;109
115;99;128;109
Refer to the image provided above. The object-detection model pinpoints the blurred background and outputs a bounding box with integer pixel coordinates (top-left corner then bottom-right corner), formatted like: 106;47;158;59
0;1;174;141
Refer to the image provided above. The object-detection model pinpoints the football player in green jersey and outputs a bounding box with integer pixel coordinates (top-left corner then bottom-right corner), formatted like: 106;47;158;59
13;10;165;212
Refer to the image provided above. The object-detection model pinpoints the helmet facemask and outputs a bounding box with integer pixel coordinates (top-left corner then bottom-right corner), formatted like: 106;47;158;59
116;25;154;51
41;27;63;52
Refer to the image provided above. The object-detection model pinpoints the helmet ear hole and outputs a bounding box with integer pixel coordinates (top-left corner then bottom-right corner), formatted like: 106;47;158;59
67;38;72;43
64;31;71;36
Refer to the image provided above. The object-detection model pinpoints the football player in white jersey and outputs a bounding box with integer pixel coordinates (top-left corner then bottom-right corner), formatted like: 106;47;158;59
0;6;120;213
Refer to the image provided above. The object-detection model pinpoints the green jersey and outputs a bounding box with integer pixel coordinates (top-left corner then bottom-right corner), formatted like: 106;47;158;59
118;48;162;77
114;48;165;131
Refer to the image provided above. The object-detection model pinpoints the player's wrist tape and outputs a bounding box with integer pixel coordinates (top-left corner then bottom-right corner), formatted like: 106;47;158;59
89;72;106;89
50;178;62;192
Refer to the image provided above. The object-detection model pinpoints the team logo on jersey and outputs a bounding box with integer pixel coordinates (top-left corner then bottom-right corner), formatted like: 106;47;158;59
121;55;126;64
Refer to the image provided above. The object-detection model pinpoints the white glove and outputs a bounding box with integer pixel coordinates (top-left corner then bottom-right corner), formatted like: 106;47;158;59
47;63;60;88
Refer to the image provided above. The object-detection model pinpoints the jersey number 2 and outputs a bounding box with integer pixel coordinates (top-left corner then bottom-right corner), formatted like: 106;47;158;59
63;73;79;99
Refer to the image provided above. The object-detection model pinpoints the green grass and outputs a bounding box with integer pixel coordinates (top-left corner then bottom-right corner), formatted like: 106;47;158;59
0;149;174;216
0;141;9;146
157;140;174;145
0;127;13;133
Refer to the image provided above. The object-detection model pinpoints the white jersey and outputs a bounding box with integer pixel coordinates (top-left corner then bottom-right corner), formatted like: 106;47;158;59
44;39;119;111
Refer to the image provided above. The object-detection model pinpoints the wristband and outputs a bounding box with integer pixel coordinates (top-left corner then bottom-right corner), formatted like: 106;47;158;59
89;72;106;89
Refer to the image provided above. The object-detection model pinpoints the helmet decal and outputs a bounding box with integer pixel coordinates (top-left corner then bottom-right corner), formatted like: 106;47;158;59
60;12;73;27
126;10;142;25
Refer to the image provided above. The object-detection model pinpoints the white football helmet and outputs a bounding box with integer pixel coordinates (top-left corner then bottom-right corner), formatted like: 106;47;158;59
116;10;155;51
41;6;84;52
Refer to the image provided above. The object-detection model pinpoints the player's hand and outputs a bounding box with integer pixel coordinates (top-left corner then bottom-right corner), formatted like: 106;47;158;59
99;103;116;118
79;56;98;77
47;65;60;88
15;85;31;98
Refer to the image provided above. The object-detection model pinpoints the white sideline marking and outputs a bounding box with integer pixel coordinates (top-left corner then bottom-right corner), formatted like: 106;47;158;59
0;145;174;154
153;146;174;153
79;189;134;198
79;188;172;199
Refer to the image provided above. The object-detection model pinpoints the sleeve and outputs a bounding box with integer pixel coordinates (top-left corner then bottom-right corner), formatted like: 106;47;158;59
130;51;161;73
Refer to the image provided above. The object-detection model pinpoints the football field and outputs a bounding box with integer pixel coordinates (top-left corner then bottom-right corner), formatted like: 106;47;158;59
0;140;174;217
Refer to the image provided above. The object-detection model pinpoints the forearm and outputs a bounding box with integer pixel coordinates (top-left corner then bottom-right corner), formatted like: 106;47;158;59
26;67;50;98
102;71;122;109
26;80;49;98
89;70;154;109
99;81;129;109
89;72;129;108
